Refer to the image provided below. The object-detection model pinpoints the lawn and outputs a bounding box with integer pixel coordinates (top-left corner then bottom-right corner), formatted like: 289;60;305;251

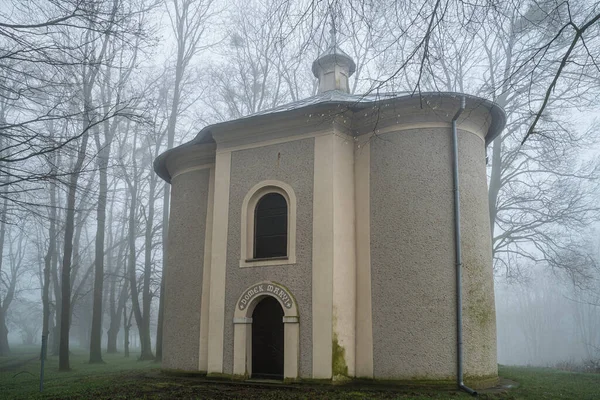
1;346;599;399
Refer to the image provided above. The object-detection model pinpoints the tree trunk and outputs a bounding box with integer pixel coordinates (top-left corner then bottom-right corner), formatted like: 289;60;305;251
106;264;120;353
90;48;123;361
106;324;118;353
0;310;9;356
47;308;55;355
155;265;165;361
156;178;170;362
59;172;79;371
59;113;90;370
107;215;127;353
51;207;61;356
124;160;153;360
41;172;57;361
61;0;117;368
124;305;131;358
0;196;9;356
89;137;110;363
140;174;157;360
107;266;128;353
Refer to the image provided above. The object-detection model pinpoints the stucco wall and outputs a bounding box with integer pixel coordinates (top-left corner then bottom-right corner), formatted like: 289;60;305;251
369;128;496;380
223;138;315;377
162;168;211;370
458;132;498;379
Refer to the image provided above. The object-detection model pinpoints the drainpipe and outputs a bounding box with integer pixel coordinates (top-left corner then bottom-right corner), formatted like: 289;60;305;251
451;96;477;396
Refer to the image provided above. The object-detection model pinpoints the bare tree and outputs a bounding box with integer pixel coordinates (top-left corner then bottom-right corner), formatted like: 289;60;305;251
387;0;600;281
118;121;155;360
106;216;129;353
89;3;143;363
41;148;58;361
59;0;121;371
10;300;43;346
0;219;29;355
288;0;600;143
479;3;600;280
0;196;11;355
0;0;129;207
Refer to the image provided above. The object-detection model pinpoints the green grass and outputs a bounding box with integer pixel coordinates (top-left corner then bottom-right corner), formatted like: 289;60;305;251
496;365;600;400
0;345;156;399
1;346;599;399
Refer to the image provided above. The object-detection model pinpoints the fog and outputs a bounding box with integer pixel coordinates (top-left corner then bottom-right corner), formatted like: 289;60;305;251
496;269;600;367
1;0;599;372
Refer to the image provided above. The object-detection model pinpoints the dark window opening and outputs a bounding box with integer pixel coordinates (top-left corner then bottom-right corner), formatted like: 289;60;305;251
254;193;287;259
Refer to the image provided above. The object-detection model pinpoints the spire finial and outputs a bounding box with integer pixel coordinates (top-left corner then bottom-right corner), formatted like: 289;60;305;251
329;6;337;48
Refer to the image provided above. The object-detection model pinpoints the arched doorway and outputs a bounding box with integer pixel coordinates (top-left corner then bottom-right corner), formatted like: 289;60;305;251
233;281;299;380
251;296;284;379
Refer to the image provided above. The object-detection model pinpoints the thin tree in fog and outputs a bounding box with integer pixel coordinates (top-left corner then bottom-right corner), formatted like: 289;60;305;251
41;151;57;361
89;3;145;363
10;300;43;346
557;237;600;361
119;121;156;360
50;152;63;356
0;195;10;355
571;282;600;361
0;220;30;355
138;124;162;361
106;187;129;354
123;297;134;358
58;1;120;371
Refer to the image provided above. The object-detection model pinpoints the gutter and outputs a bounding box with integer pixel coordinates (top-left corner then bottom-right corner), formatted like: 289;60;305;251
451;96;477;396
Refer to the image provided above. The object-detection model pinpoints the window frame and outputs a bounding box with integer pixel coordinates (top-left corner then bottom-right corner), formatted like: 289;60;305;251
240;180;297;268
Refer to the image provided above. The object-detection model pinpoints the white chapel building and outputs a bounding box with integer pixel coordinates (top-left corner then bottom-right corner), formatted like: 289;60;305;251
154;38;505;389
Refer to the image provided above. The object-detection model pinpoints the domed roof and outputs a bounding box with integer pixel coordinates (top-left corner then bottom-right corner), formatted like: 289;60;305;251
311;43;356;78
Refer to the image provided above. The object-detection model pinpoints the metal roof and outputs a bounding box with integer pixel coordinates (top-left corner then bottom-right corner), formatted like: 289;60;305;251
154;90;506;182
243;90;407;118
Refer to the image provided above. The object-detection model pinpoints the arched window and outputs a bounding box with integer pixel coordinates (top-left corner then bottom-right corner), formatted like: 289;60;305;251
240;180;296;267
254;193;288;259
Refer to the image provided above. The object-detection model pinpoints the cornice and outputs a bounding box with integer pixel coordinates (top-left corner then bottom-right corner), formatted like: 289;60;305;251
154;142;216;183
154;92;506;182
349;95;495;141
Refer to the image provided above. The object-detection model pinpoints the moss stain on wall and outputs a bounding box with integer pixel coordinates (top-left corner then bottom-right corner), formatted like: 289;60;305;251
467;285;494;328
332;332;348;377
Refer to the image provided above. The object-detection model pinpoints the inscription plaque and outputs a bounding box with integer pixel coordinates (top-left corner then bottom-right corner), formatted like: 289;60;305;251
238;282;293;310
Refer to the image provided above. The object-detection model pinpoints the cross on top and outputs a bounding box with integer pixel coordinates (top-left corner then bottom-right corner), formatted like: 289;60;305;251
329;8;337;48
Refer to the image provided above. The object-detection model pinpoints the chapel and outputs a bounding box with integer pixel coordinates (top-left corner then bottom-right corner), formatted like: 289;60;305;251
154;34;505;389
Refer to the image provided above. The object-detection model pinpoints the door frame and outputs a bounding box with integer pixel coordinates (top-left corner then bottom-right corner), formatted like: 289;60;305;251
233;281;299;380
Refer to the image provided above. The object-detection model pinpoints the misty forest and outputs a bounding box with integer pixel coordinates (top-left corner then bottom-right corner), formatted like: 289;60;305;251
1;0;600;395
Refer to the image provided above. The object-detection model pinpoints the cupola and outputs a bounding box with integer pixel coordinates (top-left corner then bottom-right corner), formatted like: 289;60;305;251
311;27;356;93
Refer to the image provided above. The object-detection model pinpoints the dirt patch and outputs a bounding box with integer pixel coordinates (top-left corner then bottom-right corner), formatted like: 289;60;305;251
0;355;38;373
477;378;519;395
69;371;469;400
